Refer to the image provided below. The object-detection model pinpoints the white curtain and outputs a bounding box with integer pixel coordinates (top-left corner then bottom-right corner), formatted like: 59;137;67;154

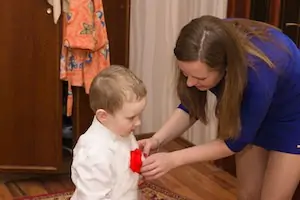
130;0;228;144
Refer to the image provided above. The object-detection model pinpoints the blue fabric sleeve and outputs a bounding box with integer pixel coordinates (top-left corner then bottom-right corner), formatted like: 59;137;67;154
177;103;189;114
225;63;278;152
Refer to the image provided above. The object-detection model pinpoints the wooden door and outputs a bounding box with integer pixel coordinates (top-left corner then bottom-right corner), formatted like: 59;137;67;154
72;0;131;141
279;0;300;46
0;0;62;171
281;3;300;200
227;0;251;18
249;0;300;45
249;0;282;26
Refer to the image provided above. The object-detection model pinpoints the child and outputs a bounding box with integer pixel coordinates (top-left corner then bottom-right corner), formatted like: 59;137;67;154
70;65;147;200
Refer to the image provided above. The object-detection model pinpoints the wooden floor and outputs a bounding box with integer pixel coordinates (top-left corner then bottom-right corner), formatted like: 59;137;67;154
0;139;237;200
153;139;237;200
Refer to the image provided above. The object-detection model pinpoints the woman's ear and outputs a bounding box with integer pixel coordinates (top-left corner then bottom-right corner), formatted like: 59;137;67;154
95;109;108;123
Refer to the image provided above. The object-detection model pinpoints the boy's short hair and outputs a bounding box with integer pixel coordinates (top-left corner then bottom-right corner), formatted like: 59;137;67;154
89;65;147;114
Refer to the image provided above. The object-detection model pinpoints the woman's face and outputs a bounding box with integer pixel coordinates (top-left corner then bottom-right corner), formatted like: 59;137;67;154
177;60;224;91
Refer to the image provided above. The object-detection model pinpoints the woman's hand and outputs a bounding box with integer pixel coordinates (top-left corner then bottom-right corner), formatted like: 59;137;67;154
140;152;177;180
138;137;160;156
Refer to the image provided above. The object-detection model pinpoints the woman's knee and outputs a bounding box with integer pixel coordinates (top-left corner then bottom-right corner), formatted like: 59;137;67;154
236;146;268;200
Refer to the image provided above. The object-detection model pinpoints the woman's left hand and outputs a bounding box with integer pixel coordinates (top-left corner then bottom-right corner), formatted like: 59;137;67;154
140;152;177;180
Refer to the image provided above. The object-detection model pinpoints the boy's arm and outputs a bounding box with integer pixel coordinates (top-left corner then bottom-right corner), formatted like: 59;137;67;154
71;153;113;200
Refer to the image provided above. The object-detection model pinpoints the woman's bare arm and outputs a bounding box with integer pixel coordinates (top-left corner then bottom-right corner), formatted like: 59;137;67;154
152;108;196;146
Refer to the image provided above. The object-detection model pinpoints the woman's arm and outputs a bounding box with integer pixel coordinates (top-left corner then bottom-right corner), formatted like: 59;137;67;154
171;61;279;167
152;108;196;146
141;139;234;180
170;139;234;167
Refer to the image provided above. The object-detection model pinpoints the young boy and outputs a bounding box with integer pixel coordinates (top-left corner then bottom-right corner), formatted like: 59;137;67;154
70;65;147;200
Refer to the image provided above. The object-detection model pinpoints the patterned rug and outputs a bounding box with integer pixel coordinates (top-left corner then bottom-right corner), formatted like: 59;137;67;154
5;176;189;200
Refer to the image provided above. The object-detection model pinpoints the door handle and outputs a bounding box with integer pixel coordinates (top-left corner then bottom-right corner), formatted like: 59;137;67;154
285;22;300;27
46;8;52;14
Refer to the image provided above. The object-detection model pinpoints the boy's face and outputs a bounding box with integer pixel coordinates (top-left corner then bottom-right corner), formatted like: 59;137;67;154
99;97;147;137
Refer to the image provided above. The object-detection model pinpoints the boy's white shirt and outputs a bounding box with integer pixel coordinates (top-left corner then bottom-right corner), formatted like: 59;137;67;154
71;117;143;200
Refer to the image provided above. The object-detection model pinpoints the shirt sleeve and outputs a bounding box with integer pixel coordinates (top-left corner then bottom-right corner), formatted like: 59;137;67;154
177;103;189;114
225;63;278;152
71;150;113;200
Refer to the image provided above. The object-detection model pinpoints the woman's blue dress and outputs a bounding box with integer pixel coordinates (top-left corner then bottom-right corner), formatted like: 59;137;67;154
178;27;300;154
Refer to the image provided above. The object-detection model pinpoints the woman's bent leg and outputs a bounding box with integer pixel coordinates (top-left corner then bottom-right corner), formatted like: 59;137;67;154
261;151;300;200
235;145;269;200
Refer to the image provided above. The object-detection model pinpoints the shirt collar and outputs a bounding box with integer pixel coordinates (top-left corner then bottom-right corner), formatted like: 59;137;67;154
91;116;132;145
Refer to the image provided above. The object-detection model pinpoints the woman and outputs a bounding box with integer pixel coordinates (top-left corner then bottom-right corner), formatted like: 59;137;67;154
139;15;300;200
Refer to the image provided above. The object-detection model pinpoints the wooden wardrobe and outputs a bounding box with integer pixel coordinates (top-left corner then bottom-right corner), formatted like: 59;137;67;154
0;0;130;173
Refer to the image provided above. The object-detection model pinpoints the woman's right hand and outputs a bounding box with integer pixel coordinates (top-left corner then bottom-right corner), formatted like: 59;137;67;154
138;137;160;156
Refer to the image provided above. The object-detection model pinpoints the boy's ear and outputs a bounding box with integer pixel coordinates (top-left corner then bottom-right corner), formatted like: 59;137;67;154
95;109;108;122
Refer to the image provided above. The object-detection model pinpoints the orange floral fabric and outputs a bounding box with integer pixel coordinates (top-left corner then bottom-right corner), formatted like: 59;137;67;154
60;0;110;116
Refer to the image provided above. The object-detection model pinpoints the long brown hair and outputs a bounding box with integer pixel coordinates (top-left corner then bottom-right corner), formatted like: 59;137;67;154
174;15;278;139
